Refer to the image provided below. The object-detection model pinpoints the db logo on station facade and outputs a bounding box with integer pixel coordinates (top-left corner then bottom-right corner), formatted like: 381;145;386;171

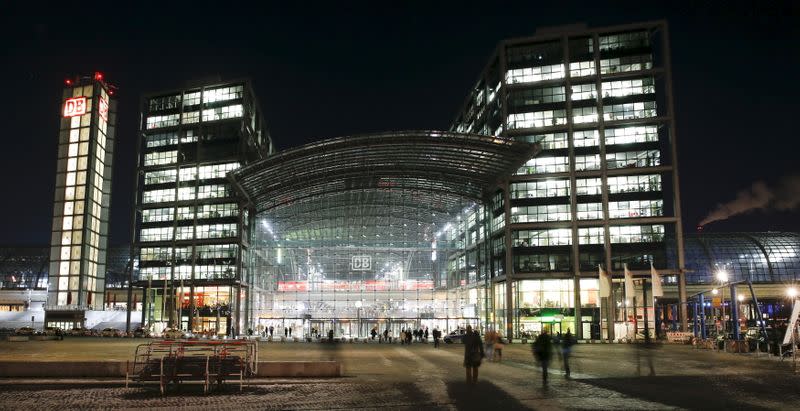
351;255;371;271
63;97;87;118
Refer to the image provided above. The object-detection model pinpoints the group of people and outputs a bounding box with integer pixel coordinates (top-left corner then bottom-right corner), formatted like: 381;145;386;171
399;327;429;344
462;326;575;386
261;325;294;338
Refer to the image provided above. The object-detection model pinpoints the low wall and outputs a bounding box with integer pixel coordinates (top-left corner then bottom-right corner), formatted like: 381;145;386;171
255;361;341;378
0;361;341;378
0;361;126;377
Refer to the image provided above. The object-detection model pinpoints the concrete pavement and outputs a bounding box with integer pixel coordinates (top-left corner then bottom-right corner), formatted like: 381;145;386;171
0;339;798;410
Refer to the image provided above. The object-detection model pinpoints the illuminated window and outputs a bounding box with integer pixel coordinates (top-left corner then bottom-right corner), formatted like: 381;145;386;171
204;85;244;103
142;188;176;204
602;78;655;98
578;227;604;244
575;178;602;195
606;150;660;168
197;184;229;199
608;200;663;218
505;64;565;84
511;179;569;198
576;203;603;220
148;95;181;111
605;126;658;145
609;224;664;243
600;54;653;74
140;227;174;242
198;162;240;179
517;156;569;174
143;150;177;166
144;169;177;185
598;31;649;51
508;110;567;129
202;104;243;122
570;84;596;101
603;102;657;121
511;204;571;223
572;106;598;124
607;174;661;193
514;133;568;150
142;207;174;223
513;229;572;247
573;130;600;147
183;91;201;106
569;61;595;77
146;114;180;129
182;111;200;124
575;154;601;171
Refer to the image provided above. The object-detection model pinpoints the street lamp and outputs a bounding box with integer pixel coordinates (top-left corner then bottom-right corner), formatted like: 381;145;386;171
716;270;729;339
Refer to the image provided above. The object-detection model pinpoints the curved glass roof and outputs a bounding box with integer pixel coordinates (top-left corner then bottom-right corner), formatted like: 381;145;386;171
231;131;537;213
230;131;537;246
682;232;800;284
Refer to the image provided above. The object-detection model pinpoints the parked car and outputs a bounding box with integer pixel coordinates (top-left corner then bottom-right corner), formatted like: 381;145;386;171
68;327;92;336
133;326;152;338
443;330;467;344
162;328;186;339
43;327;63;336
14;326;36;336
101;327;124;337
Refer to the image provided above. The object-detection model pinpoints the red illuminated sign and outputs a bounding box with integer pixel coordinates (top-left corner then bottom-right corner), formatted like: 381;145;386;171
63;97;87;117
98;96;109;122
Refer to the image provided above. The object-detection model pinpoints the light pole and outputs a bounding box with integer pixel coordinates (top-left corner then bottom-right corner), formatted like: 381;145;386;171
355;300;363;338
716;269;729;341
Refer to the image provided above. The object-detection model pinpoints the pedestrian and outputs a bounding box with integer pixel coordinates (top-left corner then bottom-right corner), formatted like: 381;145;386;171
463;325;485;384
371;327;377;340
484;329;496;361
269;325;274;337
533;330;554;386
494;333;505;362
384;328;389;343
424;327;429;342
434;328;441;348
562;329;575;378
284;327;288;337
400;329;405;345
328;328;334;343
288;327;292;337
407;329;413;345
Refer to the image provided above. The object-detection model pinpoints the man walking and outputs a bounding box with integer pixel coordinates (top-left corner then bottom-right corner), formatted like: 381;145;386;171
533;331;554;386
562;329;575;378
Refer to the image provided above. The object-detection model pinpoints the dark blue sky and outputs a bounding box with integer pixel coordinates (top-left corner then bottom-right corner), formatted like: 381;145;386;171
1;1;798;245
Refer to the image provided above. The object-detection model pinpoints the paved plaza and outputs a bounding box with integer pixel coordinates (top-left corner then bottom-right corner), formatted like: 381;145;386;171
0;339;799;410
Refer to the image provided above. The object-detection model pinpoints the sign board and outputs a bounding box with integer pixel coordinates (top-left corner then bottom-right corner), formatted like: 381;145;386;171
666;331;693;343
712;297;722;308
63;97;87;117
350;255;371;271
98;96;109;121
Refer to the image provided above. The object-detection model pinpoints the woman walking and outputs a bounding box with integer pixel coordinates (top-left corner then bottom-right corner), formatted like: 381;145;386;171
463;325;485;384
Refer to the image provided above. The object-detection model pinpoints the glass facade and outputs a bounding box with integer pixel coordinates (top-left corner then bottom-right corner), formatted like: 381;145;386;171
132;81;272;336
450;21;683;339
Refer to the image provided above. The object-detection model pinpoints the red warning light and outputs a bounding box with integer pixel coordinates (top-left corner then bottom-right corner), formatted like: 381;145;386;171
94;72;104;81
65;79;73;86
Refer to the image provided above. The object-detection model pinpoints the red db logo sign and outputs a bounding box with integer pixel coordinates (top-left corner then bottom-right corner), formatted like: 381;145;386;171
63;97;87;117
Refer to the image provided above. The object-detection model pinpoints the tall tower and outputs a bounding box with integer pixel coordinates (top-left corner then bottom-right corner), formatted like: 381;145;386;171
46;73;117;329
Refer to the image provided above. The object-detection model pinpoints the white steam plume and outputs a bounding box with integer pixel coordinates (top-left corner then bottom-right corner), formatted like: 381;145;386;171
699;175;800;226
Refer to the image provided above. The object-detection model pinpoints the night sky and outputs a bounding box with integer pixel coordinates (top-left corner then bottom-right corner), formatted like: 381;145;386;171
1;1;798;246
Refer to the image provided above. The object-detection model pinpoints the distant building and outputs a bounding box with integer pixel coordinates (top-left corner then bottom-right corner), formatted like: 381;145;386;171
131;80;273;335
45;73;118;329
449;21;684;339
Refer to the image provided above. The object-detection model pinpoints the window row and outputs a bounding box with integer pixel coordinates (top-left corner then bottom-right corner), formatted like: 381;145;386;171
513;229;572;247
141;244;238;262
511;179;569;198
142;184;231;204
505;64;565;85
518;126;658;151
202;104;243;122
600;54;653;74
508;110;567;129
140;223;237;242
140;264;236;281
598;31;649;52
578;224;664;245
511;204;571;223
510;86;565;106
602;77;654;98
142;203;239;223
143;150;177;166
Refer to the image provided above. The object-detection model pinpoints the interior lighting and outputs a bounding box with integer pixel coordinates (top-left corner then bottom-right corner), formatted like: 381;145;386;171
712;288;719;295
788;287;798;298
716;270;728;283
737;294;744;302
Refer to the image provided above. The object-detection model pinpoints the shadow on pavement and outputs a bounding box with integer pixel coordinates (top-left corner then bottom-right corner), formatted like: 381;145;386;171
578;375;798;410
446;380;529;410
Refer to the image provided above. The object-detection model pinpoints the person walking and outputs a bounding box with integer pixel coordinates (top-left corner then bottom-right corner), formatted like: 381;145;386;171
494;333;505;362
284;327;288;337
433;328;441;348
424;327;429;342
288;327;292;337
383;328;389;343
269;325;274;337
484;329;496;361
533;330;554;386
463;325;485;384
371;327;377;340
562;329;575;378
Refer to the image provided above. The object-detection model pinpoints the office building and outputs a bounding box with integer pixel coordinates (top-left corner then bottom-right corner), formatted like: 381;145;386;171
131;79;272;335
449;21;685;339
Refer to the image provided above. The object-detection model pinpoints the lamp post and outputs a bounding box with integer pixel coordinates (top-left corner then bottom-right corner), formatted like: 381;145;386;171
355;300;363;338
716;270;729;341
